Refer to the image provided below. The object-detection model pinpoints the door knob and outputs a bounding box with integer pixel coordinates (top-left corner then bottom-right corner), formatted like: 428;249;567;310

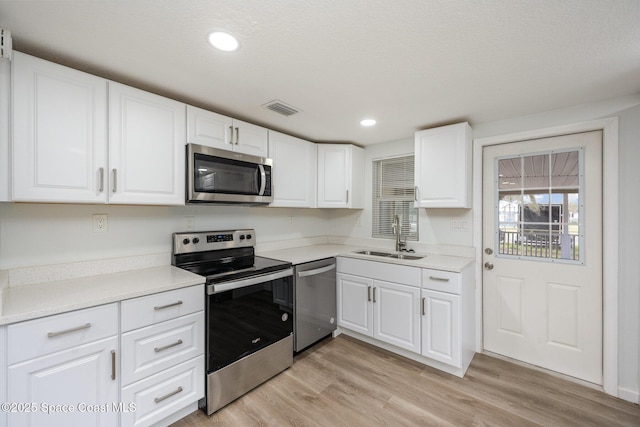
484;262;494;270
484;248;493;255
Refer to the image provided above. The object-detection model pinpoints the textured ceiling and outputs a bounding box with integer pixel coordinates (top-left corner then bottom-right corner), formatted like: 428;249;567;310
1;0;639;146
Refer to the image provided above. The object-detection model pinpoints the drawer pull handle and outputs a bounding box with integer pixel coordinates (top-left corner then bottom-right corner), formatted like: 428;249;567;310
154;300;183;311
154;339;183;353
111;350;116;380
154;386;183;404
429;276;450;282
47;323;91;338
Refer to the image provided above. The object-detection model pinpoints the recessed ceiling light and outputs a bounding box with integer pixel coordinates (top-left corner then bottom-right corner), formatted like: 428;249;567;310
360;119;376;127
208;31;239;52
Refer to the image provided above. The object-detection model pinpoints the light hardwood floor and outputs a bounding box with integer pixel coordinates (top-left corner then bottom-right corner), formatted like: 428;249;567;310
171;335;640;426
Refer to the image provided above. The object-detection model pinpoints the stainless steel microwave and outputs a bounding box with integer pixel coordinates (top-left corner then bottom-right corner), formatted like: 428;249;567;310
186;143;273;205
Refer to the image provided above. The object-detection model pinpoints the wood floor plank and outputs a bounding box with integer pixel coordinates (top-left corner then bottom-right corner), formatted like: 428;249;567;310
171;335;640;427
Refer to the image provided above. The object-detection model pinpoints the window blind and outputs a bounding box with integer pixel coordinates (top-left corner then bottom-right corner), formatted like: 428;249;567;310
372;155;418;240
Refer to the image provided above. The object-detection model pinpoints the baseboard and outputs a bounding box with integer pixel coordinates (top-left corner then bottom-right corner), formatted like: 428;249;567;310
618;386;640;404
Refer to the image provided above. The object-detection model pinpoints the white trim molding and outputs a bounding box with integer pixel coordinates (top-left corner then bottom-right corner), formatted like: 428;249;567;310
472;117;619;398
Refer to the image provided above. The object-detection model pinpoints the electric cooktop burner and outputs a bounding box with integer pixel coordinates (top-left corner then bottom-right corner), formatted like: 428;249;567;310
171;229;291;283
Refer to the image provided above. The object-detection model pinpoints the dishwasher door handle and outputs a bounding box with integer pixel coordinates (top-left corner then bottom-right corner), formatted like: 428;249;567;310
297;264;336;278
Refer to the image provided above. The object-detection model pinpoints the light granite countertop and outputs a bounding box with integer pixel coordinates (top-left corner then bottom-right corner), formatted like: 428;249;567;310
0;243;473;326
0;265;204;326
259;244;474;272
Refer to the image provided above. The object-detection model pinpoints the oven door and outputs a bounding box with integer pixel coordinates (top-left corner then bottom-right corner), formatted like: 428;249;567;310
206;268;293;373
187;143;273;204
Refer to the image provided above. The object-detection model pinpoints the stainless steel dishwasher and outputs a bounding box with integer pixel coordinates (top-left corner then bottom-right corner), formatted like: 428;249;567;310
294;257;337;352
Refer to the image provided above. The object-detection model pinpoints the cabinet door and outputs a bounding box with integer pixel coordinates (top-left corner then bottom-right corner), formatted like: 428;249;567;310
414;122;471;208
317;144;350;208
268;131;316;207
336;273;373;336
12;52;108;203
8;336;119;427
1;59;11;202
233;119;268;157
186;105;233;150
421;290;460;367
373;280;421;353
109;82;185;205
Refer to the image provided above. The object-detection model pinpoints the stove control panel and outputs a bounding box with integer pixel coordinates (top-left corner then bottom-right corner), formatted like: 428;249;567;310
173;229;255;254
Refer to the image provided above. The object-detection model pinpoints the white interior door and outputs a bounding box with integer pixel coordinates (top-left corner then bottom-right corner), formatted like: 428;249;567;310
482;130;603;384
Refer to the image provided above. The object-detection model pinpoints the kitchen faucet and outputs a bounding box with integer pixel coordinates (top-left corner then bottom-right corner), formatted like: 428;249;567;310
392;214;406;252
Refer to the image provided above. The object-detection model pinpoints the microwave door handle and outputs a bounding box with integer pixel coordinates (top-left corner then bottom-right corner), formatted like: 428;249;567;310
258;164;266;196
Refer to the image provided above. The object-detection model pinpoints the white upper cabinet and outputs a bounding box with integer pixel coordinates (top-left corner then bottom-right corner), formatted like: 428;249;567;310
11;53;186;205
317;144;364;208
268;131;317;208
1;58;12;202
414;122;472;208
12;52;108;203
186;105;268;157
108;82;185;205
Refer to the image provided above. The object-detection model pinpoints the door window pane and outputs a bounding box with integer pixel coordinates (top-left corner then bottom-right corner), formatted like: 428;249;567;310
496;149;583;263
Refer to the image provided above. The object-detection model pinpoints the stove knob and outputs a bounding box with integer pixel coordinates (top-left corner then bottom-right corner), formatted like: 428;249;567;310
246;234;252;240
239;235;245;240
183;238;190;245
193;237;200;244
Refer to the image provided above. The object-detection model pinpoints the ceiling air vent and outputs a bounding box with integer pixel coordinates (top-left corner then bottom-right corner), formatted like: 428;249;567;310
263;100;301;117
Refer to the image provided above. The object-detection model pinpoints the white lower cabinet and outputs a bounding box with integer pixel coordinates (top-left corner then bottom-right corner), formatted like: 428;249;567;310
337;258;421;354
121;356;204;427
0;326;7;427
421;290;460;366
336;273;373;336
120;285;204;427
337;257;475;377
374;280;421;353
6;304;119;427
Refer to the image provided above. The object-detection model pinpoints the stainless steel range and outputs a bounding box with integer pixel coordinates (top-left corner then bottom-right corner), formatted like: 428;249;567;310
172;229;293;415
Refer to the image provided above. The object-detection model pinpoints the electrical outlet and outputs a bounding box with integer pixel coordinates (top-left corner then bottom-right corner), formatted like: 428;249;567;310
288;216;294;225
93;214;108;233
184;216;195;231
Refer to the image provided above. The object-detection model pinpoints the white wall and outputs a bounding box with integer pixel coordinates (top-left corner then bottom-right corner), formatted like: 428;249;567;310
0;203;331;270
328;137;473;250
616;103;640;399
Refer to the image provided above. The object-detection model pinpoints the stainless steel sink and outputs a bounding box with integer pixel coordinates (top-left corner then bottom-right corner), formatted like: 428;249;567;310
391;253;423;260
354;250;394;257
353;250;424;261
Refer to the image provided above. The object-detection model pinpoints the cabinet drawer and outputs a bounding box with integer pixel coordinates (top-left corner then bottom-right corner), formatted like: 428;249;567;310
121;285;203;332
337;257;421;287
7;303;118;364
121;355;204;427
422;269;461;294
121;312;204;386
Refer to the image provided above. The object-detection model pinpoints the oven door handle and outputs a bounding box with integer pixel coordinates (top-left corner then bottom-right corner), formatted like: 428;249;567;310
207;268;293;294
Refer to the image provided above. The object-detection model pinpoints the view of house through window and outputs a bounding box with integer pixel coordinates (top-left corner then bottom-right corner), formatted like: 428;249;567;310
372;155;418;241
496;149;583;262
